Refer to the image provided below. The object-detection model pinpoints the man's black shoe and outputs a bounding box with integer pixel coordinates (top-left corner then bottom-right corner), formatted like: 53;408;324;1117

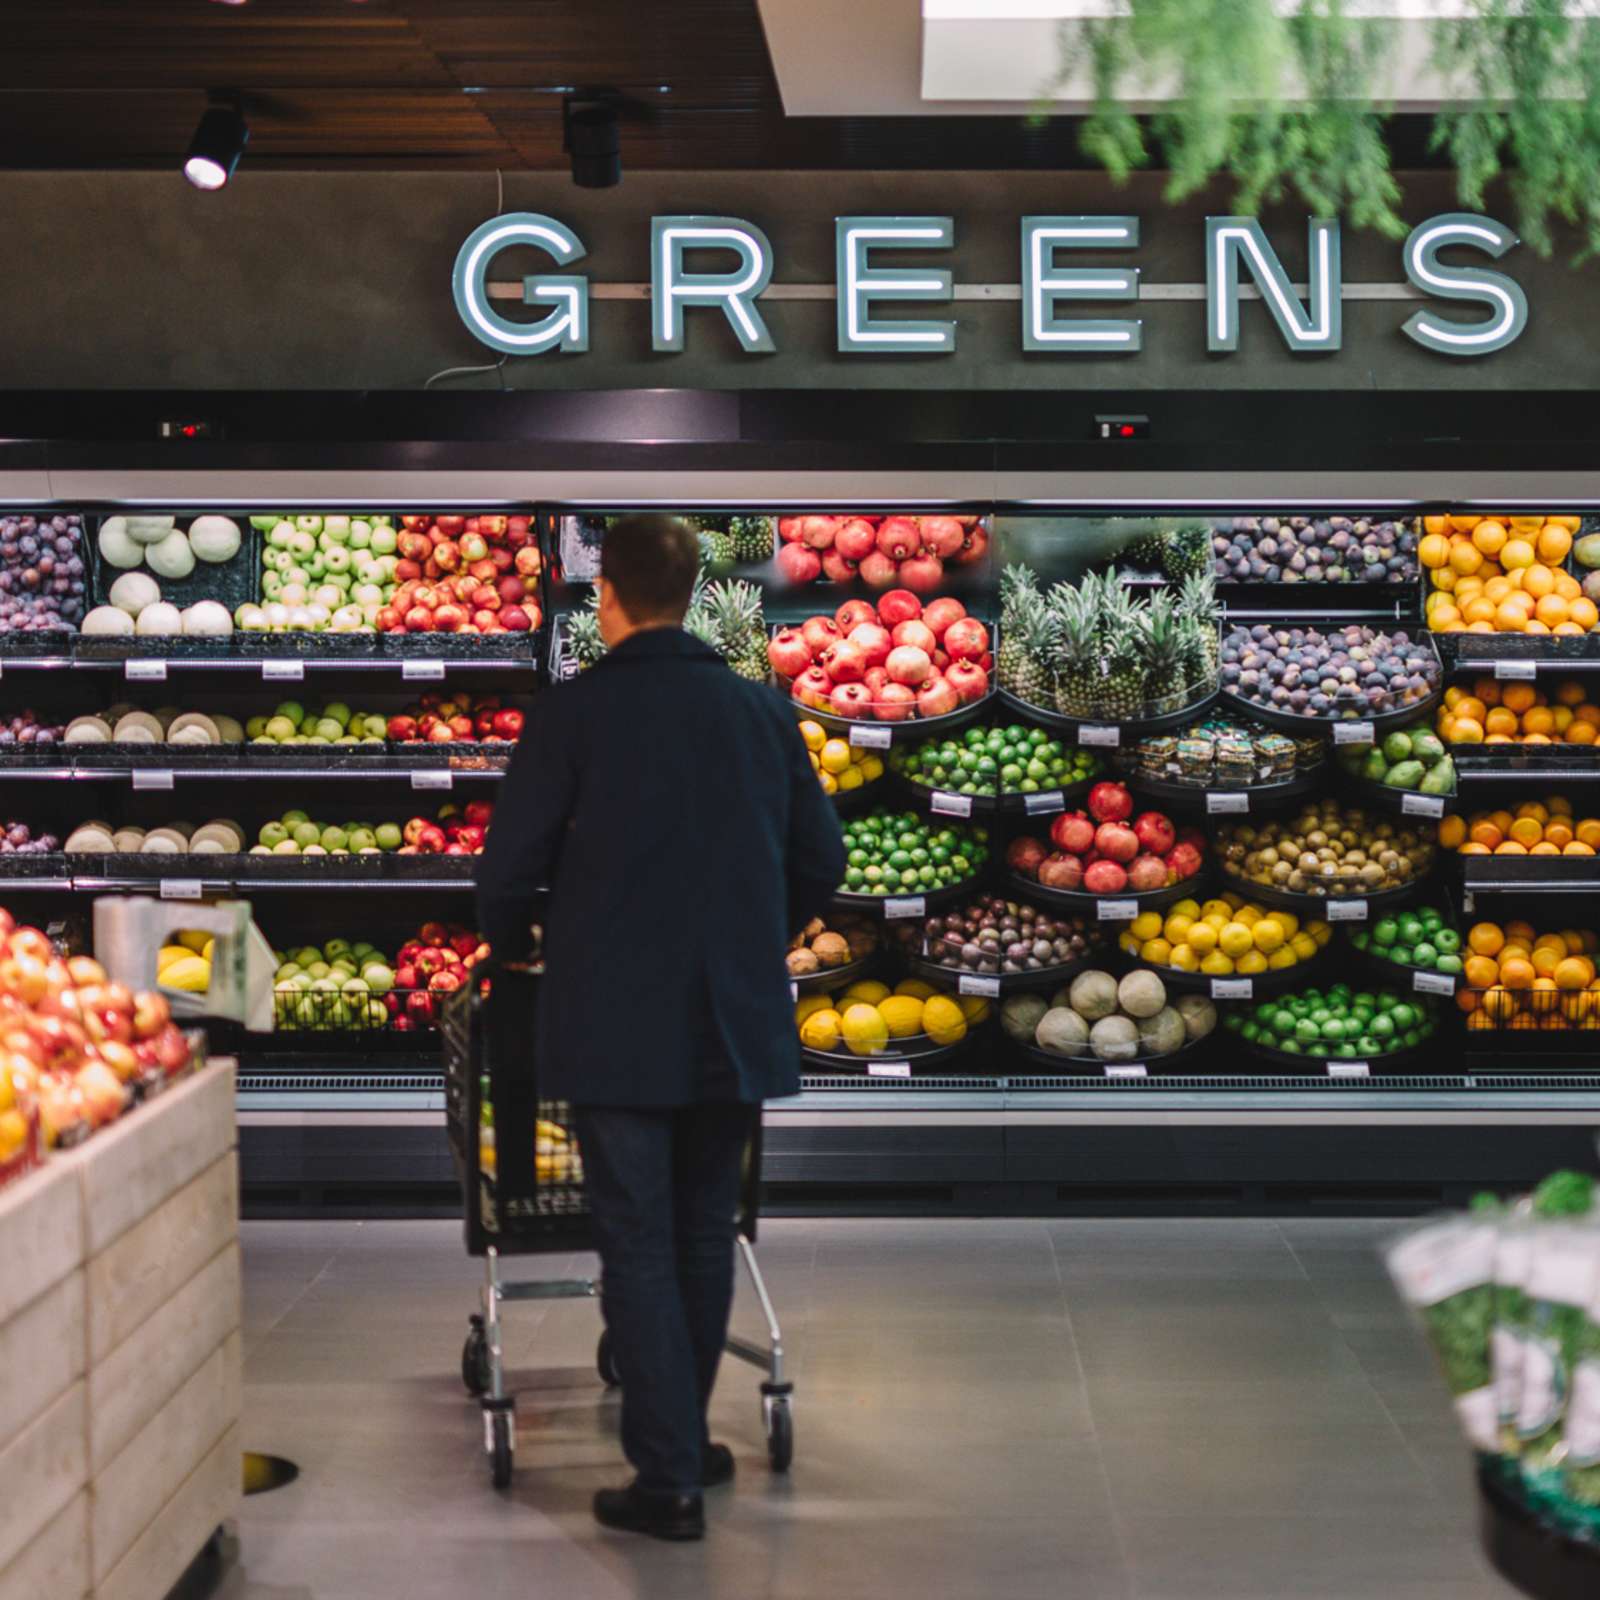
593;1483;705;1541
703;1443;736;1488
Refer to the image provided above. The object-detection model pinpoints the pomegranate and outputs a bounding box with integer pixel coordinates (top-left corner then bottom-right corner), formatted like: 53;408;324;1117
943;618;990;661
835;598;877;634
945;660;989;704
823;640;868;683
922;597;967;638
1051;813;1096;855
876;517;920;562
821;549;859;584
768;627;814;679
791;666;834;709
829;683;872;719
891;619;938;654
1006;836;1048;877
874;682;916;721
834;518;878;562
1127;854;1170;891
800;515;840;550
1087;782;1135;824
885;645;932;686
801;616;841;656
877;589;923;628
897;554;945;594
1166;841;1204;880
847;621;893;668
778;516;806;544
863;666;891;701
858;550;899;588
918;516;966;559
1094;822;1139;863
954;525;991;566
776;544;823;585
1133;812;1176;856
1038;852;1084;890
916;674;961;719
1083;859;1129;895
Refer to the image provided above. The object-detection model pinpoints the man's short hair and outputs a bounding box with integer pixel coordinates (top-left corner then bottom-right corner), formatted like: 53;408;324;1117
600;514;699;623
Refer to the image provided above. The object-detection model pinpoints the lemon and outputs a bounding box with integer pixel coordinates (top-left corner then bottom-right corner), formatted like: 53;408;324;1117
877;995;926;1039
1169;944;1201;972
820;772;839;795
1267;946;1299;970
799;720;826;753
809;752;821;772
1200;899;1234;922
1233;904;1261;927
1129;910;1164;942
1268;909;1299;938
859;755;885;782
157;945;188;972
177;928;211;953
1139;936;1173;966
849;744;870;765
1236;949;1269;975
800;1007;844;1052
836;766;864;791
1290;932;1318;961
894;978;938;1000
1218;921;1254;959
843;979;892;1006
1170;897;1202;921
820;739;852;775
795;994;834;1026
841;1003;891;1056
1200;950;1235;975
1251;919;1285;954
1221;890;1244;909
1185;921;1218;957
1311;922;1333;947
1163;913;1194;945
1118;932;1141;956
956;995;991;1025
922;995;967;1047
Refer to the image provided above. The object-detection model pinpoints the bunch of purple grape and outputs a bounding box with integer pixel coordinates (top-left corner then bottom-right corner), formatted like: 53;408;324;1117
0;513;87;632
0;711;64;747
0;821;60;854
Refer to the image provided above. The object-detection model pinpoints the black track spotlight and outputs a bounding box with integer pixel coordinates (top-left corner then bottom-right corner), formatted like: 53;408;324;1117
184;101;249;191
564;98;620;189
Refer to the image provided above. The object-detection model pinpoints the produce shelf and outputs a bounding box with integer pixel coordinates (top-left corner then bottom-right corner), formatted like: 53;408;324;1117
61;748;510;781
893;773;1094;819
1216;867;1434;918
801;1029;985;1076
904;951;1098;996
832;878;981;917
1442;632;1600;665
1009;1028;1211;1076
1129;944;1337;1000
1332;768;1454;819
1460;855;1600;896
1;645;537;674
1218;682;1444;736
1228;1031;1438;1074
1478;1458;1600;1600
1451;748;1600;785
830;779;890;815
790;952;878;996
994;685;1219;740
1122;764;1326;814
786;691;991;744
1008;870;1212;921
1346;934;1463;998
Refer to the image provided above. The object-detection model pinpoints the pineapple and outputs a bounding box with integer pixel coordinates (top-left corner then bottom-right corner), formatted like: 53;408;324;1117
1011;596;1058;708
565;595;606;673
697;529;736;574
999;563;1040;625
1177;570;1219;693
1096;580;1147;719
1159;523;1211;582
703;579;770;681
1140;591;1186;711
1049;579;1102;718
728;515;774;564
1120;529;1167;572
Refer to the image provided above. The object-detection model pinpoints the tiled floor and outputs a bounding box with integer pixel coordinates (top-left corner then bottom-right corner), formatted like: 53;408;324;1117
210;1217;1521;1600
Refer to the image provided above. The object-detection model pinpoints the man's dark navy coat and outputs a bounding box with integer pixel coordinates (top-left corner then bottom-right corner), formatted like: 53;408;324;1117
475;628;846;1107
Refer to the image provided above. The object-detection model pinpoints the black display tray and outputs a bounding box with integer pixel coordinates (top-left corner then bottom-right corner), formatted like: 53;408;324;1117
995;685;1219;739
1228;1031;1435;1073
1218;682;1444;736
893;772;1094;819
904;951;1099;996
1334;768;1455;816
832;877;982;916
801;1029;984;1074
1132;942;1336;999
1443;629;1600;664
67;851;478;883
790;952;877;996
0;632;78;658
1216;868;1434;916
1010;869;1211;919
1347;938;1462;997
1478;1458;1600;1600
70;631;540;663
1011;1027;1210;1075
1452;747;1600;785
1460;855;1600;895
829;778;891;815
786;690;991;743
1122;764;1325;813
0;852;71;879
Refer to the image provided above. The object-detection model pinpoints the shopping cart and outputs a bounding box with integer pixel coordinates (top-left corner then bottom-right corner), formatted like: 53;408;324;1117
441;963;794;1489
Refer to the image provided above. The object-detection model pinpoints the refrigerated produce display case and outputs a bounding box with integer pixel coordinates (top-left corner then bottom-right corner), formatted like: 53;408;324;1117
4;387;1600;1213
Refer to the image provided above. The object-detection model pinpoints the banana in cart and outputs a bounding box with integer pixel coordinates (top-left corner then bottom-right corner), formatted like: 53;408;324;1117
478;1110;583;1185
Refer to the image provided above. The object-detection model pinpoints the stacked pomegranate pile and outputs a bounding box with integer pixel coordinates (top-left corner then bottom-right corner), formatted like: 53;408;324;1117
386;921;492;1029
776;514;989;590
376;513;542;637
0;911;196;1183
768;591;992;723
1008;782;1205;897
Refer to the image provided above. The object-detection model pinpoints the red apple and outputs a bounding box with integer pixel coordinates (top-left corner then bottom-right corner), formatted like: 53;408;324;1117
417;824;448;854
495;574;525;606
460;532;489;563
469;558;498;583
490;709;524;739
386;715;418;742
768;627;813;679
471;610;499;633
434;542;462;574
499;606;534;632
406;991;436;1024
916;674;961;719
834;518;878;562
801;616;841;656
847;621;892;668
406;609;437;633
464;801;494;828
891;619;938;654
395;559;423;584
945;660;989;704
404;818;429;848
776;544;823;585
885;645;932;686
514;544;541;577
434;603;467;632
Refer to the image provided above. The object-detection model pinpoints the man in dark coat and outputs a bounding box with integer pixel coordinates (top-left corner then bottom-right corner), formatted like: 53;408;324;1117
476;514;844;1540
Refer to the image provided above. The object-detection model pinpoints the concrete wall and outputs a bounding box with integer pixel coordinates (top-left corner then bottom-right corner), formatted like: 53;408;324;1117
1;169;1595;390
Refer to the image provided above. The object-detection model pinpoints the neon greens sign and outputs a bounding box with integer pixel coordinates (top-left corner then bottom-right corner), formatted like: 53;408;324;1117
452;210;1529;360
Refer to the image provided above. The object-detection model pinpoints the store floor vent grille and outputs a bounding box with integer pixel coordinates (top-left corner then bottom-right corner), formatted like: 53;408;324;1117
1007;1074;1474;1092
1474;1074;1600;1090
239;1072;443;1093
799;1075;1000;1092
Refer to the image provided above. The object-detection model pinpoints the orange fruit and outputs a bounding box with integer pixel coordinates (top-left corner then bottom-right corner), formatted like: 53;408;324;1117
1469;821;1502;848
1490;810;1517;833
1496;840;1530;855
1501;683;1537;715
1578;819;1600;848
1523;563;1556;599
1556;957;1595;990
1468;922;1506;956
1449;717;1485;744
1507;919;1537;941
1493;602;1528;632
1423;515;1450;538
1556;572;1582;600
1567;841;1598;856
1432;567;1460;594
1556;679;1587;706
1449;514;1483;533
1516;800;1550;823
1536;594;1571;627
1465;954;1501;988
1546;821;1575;848
1501;538;1537;570
1473;519;1509;556
1572;598;1600;631
1533;946;1564;977
1569;721;1598;746
1470;677;1500;705
1460;842;1491;855
1525;620;1553;636
1449;541;1484;576
1538;524;1573;563
1501;957;1536;989
1462;597;1496;626
1555;622;1587;637
1552;707;1575;735
1523;707;1556;736
1547;795;1573;814
1418;531;1451;569
1455;696;1488;725
1438;814;1466;850
1548;515;1583;533
1481;986;1516;1022
1484;706;1519;737
1509;816;1545;847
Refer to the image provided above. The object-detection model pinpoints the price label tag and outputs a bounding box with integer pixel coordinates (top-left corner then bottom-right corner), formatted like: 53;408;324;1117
867;1059;912;1079
848;724;892;750
1104;1064;1148;1080
401;658;447;682
1024;790;1064;816
262;659;305;682
132;769;174;791
1332;720;1375;746
1327;1060;1371;1079
1078;724;1121;748
1326;898;1369;922
884;896;926;920
1401;793;1445;819
0;659;5;679
789;981;798;1001
411;770;454;792
159;879;203;901
1207;792;1249;815
930;791;973;818
1414;970;1457;996
1495;659;1538;681
1211;977;1253;999
124;658;168;682
1097;898;1138;921
958;974;1002;998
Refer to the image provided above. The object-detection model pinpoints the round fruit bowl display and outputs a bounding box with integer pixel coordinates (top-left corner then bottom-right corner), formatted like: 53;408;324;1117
1345;906;1464;995
1115;710;1328;813
1113;895;1335;996
786;911;879;994
891;891;1106;994
994;684;1219;739
833;807;990;907
890;724;1102;816
999;968;1219;1071
1122;764;1325;814
1223;984;1440;1068
795;977;992;1069
770;593;994;740
773;512;990;591
1334;723;1456;813
798;719;889;808
1004;779;1209;912
1216;622;1443;733
1214;801;1436;910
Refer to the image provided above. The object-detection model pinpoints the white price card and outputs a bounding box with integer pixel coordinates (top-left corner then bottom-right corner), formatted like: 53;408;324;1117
930;791;973;818
401;658;447;681
124;658;168;682
883;896;926;920
867;1059;912;1079
1105;1063;1148;1080
1207;792;1249;815
789;981;798;1002
1495;659;1538;681
1078;723;1121;748
958;973;1002;998
159;879;203;901
1024;790;1065;816
1414;970;1457;996
1332;720;1375;746
132;769;174;791
1327;1060;1371;1079
1211;977;1253;999
848;724;892;750
262;659;305;682
1401;793;1445;819
1097;898;1138;921
411;769;454;792
1326;898;1369;922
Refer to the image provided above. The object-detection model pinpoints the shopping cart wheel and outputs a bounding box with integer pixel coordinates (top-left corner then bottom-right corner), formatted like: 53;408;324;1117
462;1317;490;1396
765;1396;793;1474
487;1405;514;1490
596;1329;620;1388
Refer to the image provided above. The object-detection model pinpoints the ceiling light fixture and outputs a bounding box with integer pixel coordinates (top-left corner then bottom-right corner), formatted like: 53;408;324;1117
184;99;249;190
564;97;621;189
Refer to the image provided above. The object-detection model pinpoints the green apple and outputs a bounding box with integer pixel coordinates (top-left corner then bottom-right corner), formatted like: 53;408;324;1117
263;716;296;742
335;736;359;746
314;718;345;742
360;737;385;748
323;701;351;728
295;515;323;535
292;946;321;968
361;963;395;996
281;807;310;825
245;716;268;739
261;573;283;600
352;941;377;959
291;821;322;849
362;715;388;740
350;521;372;550
306;961;331;980
259;821;290;849
251;515;281;532
268;520;295;548
272;838;302;855
306;735;331;747
347;827;377;853
320;826;349;852
287;972;312;992
340;975;368;997
369;526;397;555
322;545;351;573
375;823;402;851
274;962;301;983
274;703;305;727
324;938;351;958
302;844;327;857
289;529;317;558
321;515;350;541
